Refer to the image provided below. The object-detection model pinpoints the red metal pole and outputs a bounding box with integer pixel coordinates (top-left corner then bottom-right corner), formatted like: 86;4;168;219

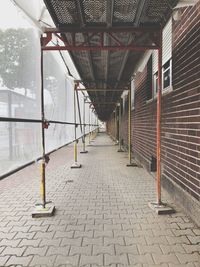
156;32;162;205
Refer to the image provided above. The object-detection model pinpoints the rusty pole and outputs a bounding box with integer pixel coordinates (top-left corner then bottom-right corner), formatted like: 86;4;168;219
156;32;163;205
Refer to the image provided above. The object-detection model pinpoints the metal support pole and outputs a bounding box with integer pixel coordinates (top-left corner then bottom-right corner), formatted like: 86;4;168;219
88;107;91;145
118;103;124;152
40;45;46;209
114;108;118;145
80;97;88;153
126;89;137;167
156;40;162;205
32;37;55;217
71;83;81;168
148;32;174;214
8;91;13;160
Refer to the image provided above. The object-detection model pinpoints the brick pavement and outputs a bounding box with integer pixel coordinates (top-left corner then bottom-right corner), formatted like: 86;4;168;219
0;132;200;267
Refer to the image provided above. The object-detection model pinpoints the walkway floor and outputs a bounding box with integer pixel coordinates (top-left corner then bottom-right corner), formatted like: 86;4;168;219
0;133;200;267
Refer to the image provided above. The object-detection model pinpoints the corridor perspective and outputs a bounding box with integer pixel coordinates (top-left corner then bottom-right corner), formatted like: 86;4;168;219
1;0;200;266
0;132;199;266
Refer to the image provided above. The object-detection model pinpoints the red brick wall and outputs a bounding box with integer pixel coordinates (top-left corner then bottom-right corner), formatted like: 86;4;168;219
107;2;200;203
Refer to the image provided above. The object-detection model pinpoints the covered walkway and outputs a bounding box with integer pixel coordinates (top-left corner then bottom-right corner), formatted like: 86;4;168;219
0;133;199;267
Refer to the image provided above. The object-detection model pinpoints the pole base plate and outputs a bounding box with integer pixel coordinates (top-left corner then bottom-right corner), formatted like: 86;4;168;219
126;162;138;167
80;151;88;154
148;202;175;215
117;149;124;152
71;162;82;169
32;204;55;218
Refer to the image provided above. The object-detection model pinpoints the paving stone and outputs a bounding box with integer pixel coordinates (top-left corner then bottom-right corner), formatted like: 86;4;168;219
19;238;41;247
54;255;79;266
122;223;141;230
104;224;122;231
172;229;195;236
143;264;168;267
39;238;61;247
113;229;133;237
14;231;36;240
61;238;82;247
125;236;146;245
83;237;103;246
152;253;180;264
0;232;16;239
74;230;93;238
11;225;30;233
146;236;169;245
29;255;56;266
104;254;129;266
152;229;174;236
0;239;21;247
187;235;200;244
137;244;162;254
160;244;185;254
34;231;54;240
178;223;195;229
69;245;92;256
46;246;70;256
128;254;154;265
54;231;74;239
93;245;115;255
24;246;48;256
104;237;124;246
175;252;200;264
30;225;51;233
0;256;10;266
2;246;26;256
94;230;113;238
5;256;33;266
1;134;200;267
67;225;85;231
79;254;103;266
115;244;138;255
193;229;200;235
0;226;12;233
182;244;200;253
169;264;198;267
0;246;5;254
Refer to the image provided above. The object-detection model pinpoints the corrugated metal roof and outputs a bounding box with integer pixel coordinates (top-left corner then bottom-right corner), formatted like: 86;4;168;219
43;0;178;120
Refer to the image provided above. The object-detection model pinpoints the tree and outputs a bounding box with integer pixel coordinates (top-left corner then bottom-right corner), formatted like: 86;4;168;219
0;28;39;94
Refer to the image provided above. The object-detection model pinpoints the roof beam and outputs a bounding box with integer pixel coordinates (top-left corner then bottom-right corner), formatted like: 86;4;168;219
42;45;158;51
44;26;161;34
76;88;129;92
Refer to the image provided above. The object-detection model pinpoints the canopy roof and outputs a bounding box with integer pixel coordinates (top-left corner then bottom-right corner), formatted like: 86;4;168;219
43;0;182;120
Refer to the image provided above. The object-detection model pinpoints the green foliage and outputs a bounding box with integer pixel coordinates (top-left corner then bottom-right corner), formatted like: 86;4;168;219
0;28;38;91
